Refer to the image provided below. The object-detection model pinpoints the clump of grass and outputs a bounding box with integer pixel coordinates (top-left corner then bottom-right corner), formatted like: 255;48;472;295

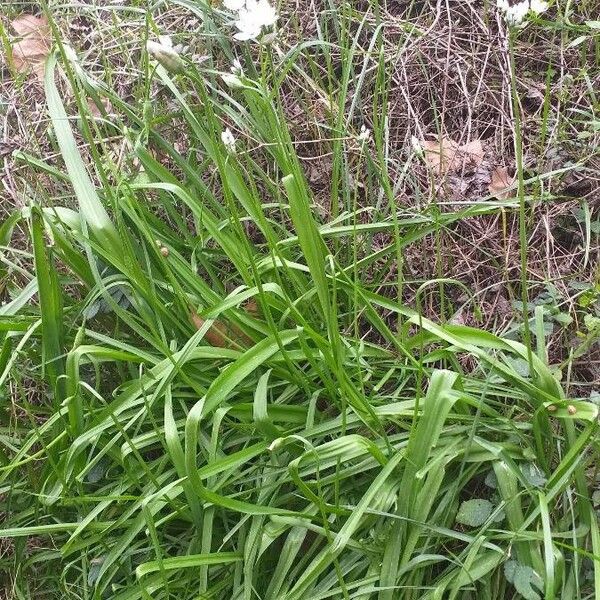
1;1;599;599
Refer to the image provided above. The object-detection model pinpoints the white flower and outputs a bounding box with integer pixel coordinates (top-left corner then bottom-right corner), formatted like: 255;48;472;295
234;0;278;42
234;16;261;41
259;0;278;27
231;59;243;75
529;0;549;14
224;0;245;9
147;38;184;73
358;125;371;143
221;128;237;153
158;35;173;48
497;0;530;25
507;1;529;24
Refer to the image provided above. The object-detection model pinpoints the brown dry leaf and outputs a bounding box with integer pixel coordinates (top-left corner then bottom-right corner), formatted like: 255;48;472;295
190;312;253;348
422;137;484;175
86;97;113;119
242;299;260;317
11;14;51;82
422;138;459;175
488;166;515;199
459;140;484;169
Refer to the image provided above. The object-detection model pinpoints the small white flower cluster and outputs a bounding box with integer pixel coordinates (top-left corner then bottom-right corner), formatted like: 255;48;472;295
224;0;278;42
221;128;237;153
530;0;549;13
497;0;548;25
357;125;371;144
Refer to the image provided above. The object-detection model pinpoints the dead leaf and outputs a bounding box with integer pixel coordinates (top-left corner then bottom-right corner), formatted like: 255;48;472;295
190;311;253;348
488;166;514;199
459;140;484;169
10;14;51;82
242;298;260;317
86;97;113;119
422;137;484;176
422;138;458;175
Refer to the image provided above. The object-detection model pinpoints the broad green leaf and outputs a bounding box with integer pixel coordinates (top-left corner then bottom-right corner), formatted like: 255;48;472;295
504;560;543;600
455;499;494;528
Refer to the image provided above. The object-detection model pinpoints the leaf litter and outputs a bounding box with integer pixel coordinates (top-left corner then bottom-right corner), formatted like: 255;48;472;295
10;14;51;82
422;136;484;176
488;166;515;199
420;136;518;202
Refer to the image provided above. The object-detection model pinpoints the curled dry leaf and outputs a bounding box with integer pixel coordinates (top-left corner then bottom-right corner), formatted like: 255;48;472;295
488;166;515;199
422;137;484;176
10;14;51;82
190;311;253;348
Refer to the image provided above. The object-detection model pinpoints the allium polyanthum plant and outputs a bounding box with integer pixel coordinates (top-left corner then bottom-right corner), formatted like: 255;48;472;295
358;125;371;144
221;128;237;153
224;0;278;42
529;0;549;14
497;0;548;26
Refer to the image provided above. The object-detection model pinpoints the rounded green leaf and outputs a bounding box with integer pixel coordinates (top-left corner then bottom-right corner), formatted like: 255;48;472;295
456;499;494;528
